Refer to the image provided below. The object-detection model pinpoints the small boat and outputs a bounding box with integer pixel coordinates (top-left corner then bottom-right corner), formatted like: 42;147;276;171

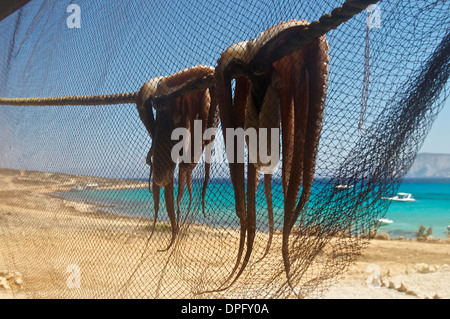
334;184;354;190
382;192;416;202
374;218;393;226
70;185;85;191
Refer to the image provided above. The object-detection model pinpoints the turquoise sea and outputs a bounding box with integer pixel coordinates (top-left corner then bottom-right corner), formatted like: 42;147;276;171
380;178;450;239
52;178;450;239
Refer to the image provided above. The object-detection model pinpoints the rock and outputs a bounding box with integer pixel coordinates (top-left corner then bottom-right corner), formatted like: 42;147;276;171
415;263;438;274
433;293;442;299
387;268;398;277
0;271;24;289
388;281;396;289
4;272;14;280
405;265;413;275
380;278;389;288
397;283;408;293
375;232;390;240
405;290;420;297
12;271;22;279
0;277;11;290
14;277;23;287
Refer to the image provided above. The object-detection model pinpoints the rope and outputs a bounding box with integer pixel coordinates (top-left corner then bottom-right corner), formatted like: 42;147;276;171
0;92;138;106
0;0;379;107
359;25;371;130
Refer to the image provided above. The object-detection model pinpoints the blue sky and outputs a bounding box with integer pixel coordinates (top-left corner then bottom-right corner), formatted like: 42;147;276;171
420;98;450;154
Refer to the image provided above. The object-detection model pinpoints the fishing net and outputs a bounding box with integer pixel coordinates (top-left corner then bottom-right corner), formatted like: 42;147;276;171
0;0;449;299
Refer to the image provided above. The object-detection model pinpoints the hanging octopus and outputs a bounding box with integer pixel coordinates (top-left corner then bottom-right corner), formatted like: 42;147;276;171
136;65;218;251
214;19;329;289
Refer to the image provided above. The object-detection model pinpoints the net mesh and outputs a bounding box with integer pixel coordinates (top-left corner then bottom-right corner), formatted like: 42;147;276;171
0;0;449;299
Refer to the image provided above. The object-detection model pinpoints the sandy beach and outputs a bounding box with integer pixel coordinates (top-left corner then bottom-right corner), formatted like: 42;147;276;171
0;168;449;299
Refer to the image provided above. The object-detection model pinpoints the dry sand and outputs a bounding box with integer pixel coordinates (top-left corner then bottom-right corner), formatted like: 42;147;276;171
0;168;449;299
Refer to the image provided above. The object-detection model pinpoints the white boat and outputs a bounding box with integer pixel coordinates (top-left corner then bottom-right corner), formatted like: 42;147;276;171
374;218;393;226
382;192;416;202
334;184;354;190
70;185;85;191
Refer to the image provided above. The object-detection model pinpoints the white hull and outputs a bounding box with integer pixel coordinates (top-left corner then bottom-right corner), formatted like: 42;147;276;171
382;193;416;202
374;218;393;226
334;184;353;190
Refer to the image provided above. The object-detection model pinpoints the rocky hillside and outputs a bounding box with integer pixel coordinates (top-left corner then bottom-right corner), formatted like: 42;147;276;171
407;153;450;178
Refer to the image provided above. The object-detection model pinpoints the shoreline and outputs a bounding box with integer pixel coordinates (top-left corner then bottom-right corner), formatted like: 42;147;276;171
51;172;450;240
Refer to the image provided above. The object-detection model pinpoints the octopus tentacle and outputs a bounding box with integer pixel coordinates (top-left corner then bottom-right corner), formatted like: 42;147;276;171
177;163;195;219
251;73;280;266
176;163;188;222
227;76;250;283
176;88;214;220
147;147;162;239
202;87;219;216
256;173;274;263
290;39;328;231
222;162;259;290
274;59;294;198
158;177;177;252
282;62;310;284
214;68;249;288
280;38;329;291
234;69;279;285
137;91;163;239
149;184;161;238
152;106;179;187
201;162;211;217
185;168;194;214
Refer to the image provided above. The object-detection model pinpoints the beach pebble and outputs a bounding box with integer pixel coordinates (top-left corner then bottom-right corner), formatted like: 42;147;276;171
405;265;415;275
14;277;24;287
0;277;11;290
12;272;23;287
0;271;23;289
406;291;420;297
387;268;398;277
397;283;408;293
4;272;14;280
415;263;438;274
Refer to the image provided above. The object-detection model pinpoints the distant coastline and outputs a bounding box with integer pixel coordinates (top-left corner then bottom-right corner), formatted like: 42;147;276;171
402;177;450;183
406;153;450;178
